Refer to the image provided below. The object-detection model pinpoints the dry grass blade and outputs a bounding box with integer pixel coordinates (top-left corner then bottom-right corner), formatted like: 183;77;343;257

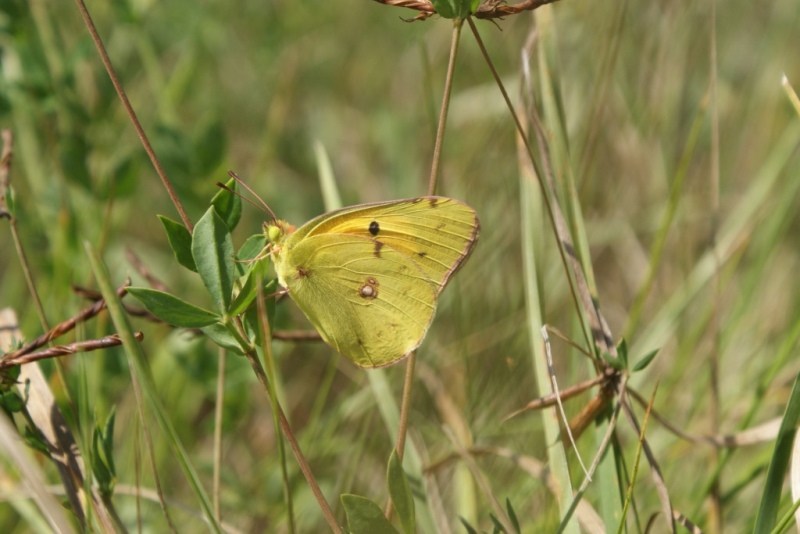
502;374;605;420
0;308;117;531
626;387;781;447
441;426;516;533
426;446;605;533
619;391;675;533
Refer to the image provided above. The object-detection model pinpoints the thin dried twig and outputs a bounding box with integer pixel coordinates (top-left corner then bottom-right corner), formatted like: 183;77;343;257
1;282;131;361
126;249;168;292
371;0;561;21
0;333;143;369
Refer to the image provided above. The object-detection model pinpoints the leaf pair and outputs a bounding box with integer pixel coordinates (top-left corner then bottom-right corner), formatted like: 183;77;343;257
128;182;272;354
341;450;415;534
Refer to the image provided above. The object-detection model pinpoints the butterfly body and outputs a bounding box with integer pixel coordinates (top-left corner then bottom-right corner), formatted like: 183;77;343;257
268;197;479;368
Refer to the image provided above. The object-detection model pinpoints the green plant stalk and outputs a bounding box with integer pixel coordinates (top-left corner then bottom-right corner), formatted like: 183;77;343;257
213;347;225;521
469;14;581;531
87;244;220;532
693;316;800;519
387;15;464;522
255;293;296;534
223;316;339;533
616;386;657;534
753;371;800;533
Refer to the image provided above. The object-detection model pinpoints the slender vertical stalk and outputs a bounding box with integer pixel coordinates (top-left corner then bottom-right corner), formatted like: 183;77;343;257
707;0;722;530
428;19;463;196
386;18;464;521
213;347;226;521
73;0;193;231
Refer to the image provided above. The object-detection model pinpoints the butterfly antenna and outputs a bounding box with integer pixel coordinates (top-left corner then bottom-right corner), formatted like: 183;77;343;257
227;170;278;222
215;180;271;216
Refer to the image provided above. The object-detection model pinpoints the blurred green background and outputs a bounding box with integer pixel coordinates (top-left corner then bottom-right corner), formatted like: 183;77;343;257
1;0;800;531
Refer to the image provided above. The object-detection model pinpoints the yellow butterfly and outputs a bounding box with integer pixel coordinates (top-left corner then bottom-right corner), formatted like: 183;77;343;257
266;197;479;368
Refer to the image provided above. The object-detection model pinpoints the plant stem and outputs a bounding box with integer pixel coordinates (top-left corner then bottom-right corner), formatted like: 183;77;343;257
73;0;193;231
386;17;464;522
427;19;463;197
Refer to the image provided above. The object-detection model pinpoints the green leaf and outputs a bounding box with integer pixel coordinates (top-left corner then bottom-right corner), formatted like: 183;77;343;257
2;184;16;217
59;131;92;190
192;207;235;313
24;426;50;454
505;498;521;534
153;124;192;187
238;234;268;261
105;155;139;199
201;323;245;354
387;450;415;534
616;338;629;369
489;513;506;533
0;390;24;413
236;234;268;276
754;371;800;532
102;410;117;476
341;494;399;534
159;215;197;272
0;365;21;392
193;119;226;176
601;350;626;371
429;0;479;19
211;177;242;231
631;348;659;372
229;261;272;317
127;287;219;328
92;411;117;498
458;517;479;534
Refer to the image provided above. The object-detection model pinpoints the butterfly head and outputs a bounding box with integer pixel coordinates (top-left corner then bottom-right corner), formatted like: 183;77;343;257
265;220;296;248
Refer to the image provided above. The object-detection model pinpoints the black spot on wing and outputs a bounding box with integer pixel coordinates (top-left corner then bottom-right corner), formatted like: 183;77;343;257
369;221;380;236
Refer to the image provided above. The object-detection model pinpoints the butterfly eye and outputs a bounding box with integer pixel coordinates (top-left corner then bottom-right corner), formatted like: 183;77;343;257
266;225;282;243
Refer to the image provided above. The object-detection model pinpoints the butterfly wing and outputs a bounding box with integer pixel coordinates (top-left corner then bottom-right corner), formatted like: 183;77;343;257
276;232;438;368
291;197;479;294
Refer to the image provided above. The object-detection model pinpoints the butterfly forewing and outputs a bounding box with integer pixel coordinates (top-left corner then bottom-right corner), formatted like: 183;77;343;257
298;197;479;292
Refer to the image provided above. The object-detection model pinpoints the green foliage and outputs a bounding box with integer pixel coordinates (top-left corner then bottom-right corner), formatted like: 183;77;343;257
126;287;219;328
429;0;481;20
387;450;415;534
631;348;659;372
159;215;196;272
91;410;117;499
211;178;242;231
0;389;24;414
192;207;235;313
341;495;399;534
753;372;800;532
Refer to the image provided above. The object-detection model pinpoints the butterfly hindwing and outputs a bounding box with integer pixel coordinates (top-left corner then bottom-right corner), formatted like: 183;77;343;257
277;232;439;368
